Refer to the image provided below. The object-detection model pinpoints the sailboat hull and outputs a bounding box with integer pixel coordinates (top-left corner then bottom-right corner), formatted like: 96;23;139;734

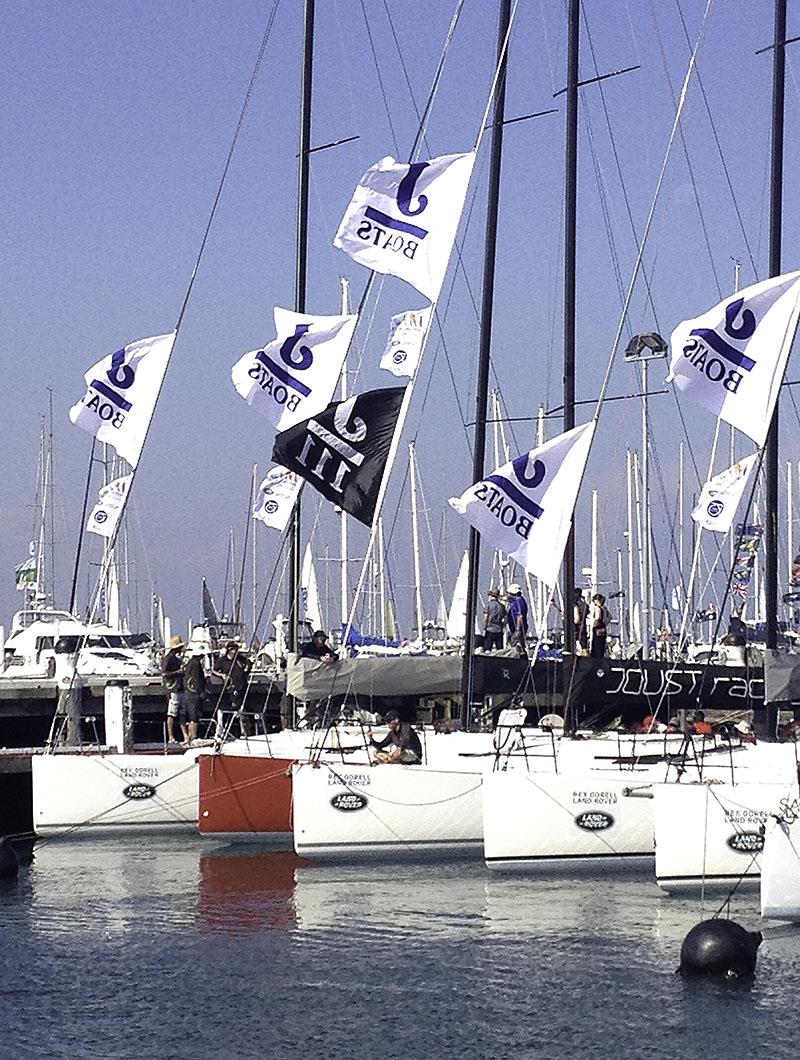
292;761;484;861
198;753;293;839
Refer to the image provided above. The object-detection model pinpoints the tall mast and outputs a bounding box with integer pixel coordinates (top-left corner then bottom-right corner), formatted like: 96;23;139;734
460;0;512;726
339;277;350;632
765;0;786;657
562;0;579;669
289;0;315;655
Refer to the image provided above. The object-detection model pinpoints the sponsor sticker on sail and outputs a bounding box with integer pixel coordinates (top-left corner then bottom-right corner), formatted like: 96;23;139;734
449;422;595;587
667;272;800;445
334;152;475;302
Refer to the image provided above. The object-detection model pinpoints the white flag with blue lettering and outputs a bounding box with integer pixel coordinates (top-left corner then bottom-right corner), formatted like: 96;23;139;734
232;308;357;433
449;422;595;587
667;272;800;446
691;453;758;533
379;306;432;378
86;474;133;538
69;332;175;467
252;466;301;532
334;152;475;302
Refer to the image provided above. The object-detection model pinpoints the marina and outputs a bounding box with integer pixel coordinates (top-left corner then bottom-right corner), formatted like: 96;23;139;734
7;0;800;1054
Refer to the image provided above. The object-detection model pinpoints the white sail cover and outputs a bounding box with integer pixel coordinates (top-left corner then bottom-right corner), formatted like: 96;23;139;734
668;272;800;446
379;306;432;378
301;543;323;632
691;453;758;533
446;550;469;640
449;423;595;587
69;332;175;467
334;152;475;301
232;308;357;433
252;466;301;532
86;474;133;539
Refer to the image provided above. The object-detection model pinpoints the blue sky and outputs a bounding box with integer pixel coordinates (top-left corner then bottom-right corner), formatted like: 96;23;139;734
2;0;799;639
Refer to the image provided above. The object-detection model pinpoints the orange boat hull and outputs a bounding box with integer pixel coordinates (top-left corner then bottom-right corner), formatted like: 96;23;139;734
198;754;294;836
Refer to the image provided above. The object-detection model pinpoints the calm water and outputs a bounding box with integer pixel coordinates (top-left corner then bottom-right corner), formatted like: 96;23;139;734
2;838;800;1059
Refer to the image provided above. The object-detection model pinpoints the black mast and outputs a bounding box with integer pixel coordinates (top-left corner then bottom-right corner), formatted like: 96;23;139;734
460;0;512;729
765;0;786;658
764;0;786;738
562;0;579;684
289;0;315;656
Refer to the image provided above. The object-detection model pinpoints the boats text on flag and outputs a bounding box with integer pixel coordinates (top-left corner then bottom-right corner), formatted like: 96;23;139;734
272;386;406;527
86;474;133;539
252;466;302;532
667;272;800;446
379;306;432;378
232;308;357;434
449;422;595;588
334;152;475;302
691;453;758;533
69;332;175;467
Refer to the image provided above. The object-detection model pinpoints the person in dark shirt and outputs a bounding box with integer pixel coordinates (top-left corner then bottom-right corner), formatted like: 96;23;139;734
212;641;250;736
483;589;506;651
161;635;187;744
506;584;529;654
369;709;422;764
184;648;206;744
298;630;338;665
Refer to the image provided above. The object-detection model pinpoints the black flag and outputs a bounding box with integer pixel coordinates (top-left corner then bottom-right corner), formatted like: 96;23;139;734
202;578;220;624
272;386;405;526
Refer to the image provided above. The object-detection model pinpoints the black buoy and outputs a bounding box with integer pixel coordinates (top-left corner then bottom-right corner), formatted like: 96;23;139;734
0;837;19;881
679;918;762;980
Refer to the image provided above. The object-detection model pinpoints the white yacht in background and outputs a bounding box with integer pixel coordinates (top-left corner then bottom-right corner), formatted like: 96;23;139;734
1;607;157;680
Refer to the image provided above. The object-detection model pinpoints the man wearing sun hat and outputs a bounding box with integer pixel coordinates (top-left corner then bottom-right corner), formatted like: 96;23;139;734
161;634;187;744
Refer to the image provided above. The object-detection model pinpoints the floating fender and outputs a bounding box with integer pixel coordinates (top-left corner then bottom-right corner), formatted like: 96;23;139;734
679;918;762;980
0;837;19;881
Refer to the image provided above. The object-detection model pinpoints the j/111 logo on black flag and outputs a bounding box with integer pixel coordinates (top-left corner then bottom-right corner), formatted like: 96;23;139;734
272;386;406;526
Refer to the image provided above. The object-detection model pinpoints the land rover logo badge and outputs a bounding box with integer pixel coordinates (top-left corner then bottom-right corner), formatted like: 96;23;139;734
123;783;156;800
330;792;367;812
575;811;614;831
727;832;764;854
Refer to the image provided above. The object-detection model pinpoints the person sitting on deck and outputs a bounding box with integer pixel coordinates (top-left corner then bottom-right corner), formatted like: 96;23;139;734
691;710;713;736
298;630;338;665
369;709;422;765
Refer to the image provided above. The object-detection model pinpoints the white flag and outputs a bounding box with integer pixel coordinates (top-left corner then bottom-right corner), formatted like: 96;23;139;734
69;332;175;467
232;308;356;433
252;466;301;532
86;474;133;538
449;422;595;587
334;152;475;301
667;272;800;445
301;543;323;632
379;306;432;378
691;453;758;533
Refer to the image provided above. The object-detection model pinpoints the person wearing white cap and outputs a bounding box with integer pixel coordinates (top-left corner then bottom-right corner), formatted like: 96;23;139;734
506;583;528;655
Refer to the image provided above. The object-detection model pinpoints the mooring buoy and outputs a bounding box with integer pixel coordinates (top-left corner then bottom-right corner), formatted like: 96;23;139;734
679;918;762;980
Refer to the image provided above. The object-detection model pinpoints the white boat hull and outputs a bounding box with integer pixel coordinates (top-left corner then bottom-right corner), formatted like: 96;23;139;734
32;752;201;836
483;771;655;871
292;761;484;861
654;780;797;894
761;808;800;920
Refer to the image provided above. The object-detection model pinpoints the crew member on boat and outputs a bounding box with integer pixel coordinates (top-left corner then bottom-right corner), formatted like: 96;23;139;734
184;646;206;745
299;629;338;664
483;588;506;651
506;584;528;655
162;634;187;745
212;642;250;734
369;709;422;764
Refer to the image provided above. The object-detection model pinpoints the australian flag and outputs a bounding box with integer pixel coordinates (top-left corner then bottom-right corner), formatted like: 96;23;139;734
272;386;405;526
